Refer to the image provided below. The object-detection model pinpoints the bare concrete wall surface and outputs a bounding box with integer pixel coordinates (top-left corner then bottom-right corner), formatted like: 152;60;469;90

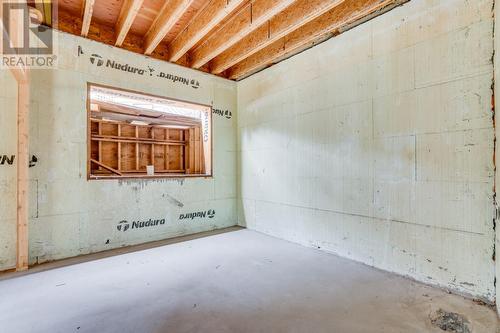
0;31;238;270
237;0;496;302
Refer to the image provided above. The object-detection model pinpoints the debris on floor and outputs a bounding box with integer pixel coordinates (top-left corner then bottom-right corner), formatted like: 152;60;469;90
430;309;471;333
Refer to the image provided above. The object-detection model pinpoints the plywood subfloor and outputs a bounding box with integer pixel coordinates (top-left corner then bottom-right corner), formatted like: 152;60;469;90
0;230;497;332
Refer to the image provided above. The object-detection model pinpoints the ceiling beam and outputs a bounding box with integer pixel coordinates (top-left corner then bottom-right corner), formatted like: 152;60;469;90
210;0;346;74
228;0;406;80
81;0;95;37
189;0;298;69
168;0;248;63
144;0;196;55
115;0;145;46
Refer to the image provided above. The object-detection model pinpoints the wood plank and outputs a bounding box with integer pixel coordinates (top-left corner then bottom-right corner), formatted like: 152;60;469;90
210;0;346;74
117;124;122;170
81;0;95;37
194;127;200;172
98;122;102;170
165;129;169;171
91;136;186;146
168;0;248;62
188;128;195;173
135;127;139;170
115;0;145;46
189;0;298;69
90;159;123;176
180;130;185;171
144;0;196;55
228;0;405;80
16;78;30;271
151;127;155;166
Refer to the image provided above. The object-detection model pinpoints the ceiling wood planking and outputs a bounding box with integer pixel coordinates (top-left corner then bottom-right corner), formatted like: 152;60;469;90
57;9;169;58
81;0;95;37
128;0;164;36
210;0;346;74
144;0;197;55
227;0;407;80
91;0;124;26
115;0;145;46
168;0;248;62
189;0;299;69
58;0;83;17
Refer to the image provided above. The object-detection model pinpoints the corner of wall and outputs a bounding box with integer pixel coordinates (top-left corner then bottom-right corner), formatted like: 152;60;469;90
493;0;499;315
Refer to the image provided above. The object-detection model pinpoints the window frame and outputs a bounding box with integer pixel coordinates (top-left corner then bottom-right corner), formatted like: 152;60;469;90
86;82;213;181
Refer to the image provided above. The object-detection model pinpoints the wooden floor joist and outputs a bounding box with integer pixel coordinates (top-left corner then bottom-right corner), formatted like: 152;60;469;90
209;0;346;74
189;0;299;69
81;0;95;37
168;0;248;62
115;0;145;46
227;0;406;80
144;0;196;55
27;0;408;80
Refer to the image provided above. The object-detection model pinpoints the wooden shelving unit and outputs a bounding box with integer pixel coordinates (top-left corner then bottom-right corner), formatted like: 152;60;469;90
89;119;205;178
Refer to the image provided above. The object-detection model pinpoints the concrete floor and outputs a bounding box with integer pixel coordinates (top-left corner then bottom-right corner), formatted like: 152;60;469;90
0;229;498;333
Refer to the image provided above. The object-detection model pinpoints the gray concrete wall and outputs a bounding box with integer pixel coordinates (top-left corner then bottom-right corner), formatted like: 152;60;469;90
0;31;238;270
237;0;496;302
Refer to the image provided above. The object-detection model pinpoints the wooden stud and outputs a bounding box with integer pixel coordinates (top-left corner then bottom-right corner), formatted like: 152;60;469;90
228;0;403;80
210;0;346;74
117;124;122;170
144;0;196;55
189;0;298;69
135;126;139;170
81;0;95;37
180;130;185;172
115;0;145;46
168;0;247;62
16;78;30;271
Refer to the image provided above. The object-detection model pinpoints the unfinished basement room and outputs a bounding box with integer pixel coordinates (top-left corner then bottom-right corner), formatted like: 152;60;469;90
1;0;500;332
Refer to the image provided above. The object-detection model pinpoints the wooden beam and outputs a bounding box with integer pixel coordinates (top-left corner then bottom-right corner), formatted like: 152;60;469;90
168;0;248;62
81;0;95;37
115;0;145;46
90;159;123;176
228;0;406;80
1;0;30;271
210;0;346;74
144;0;195;55
16;78;30;271
57;9;170;59
189;0;298;69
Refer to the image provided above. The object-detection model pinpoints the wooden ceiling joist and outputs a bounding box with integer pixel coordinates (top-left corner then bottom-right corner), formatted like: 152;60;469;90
227;0;406;80
144;0;196;55
168;0;248;62
29;0;408;80
210;0;346;74
115;0;145;46
81;0;95;37
189;0;298;69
